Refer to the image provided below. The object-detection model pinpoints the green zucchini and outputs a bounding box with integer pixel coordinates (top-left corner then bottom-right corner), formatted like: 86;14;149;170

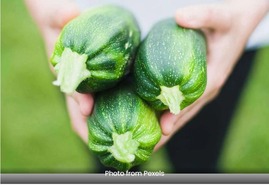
50;5;140;94
88;83;161;171
134;19;207;115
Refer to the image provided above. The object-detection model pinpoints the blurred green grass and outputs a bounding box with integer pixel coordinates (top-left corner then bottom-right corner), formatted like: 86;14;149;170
219;47;269;172
1;0;269;173
2;0;96;172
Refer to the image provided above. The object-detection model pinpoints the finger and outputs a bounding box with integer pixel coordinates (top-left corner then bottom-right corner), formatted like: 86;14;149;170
160;104;194;136
156;98;207;150
50;1;80;29
160;111;180;136
44;1;80;57
66;95;88;143
44;29;61;59
175;4;231;31
71;92;94;116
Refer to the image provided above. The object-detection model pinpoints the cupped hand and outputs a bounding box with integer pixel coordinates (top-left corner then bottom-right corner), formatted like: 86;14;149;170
25;0;93;142
155;0;269;150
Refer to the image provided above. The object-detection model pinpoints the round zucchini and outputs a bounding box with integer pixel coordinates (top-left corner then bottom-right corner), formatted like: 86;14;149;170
134;19;207;115
51;5;140;94
88;83;161;171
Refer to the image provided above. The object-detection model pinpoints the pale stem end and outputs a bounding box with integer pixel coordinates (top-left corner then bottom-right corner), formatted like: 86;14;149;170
156;85;185;115
53;48;90;94
108;132;139;163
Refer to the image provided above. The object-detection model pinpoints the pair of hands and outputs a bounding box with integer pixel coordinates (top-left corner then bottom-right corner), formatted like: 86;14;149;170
26;0;269;150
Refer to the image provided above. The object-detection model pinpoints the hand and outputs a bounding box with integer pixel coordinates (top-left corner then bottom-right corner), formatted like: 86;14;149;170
155;0;269;150
25;0;93;142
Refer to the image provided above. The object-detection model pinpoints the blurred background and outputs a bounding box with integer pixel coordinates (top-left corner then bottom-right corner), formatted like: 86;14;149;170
2;0;269;173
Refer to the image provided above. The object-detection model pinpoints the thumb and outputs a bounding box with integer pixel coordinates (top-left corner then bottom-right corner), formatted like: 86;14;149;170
175;4;231;31
71;92;94;116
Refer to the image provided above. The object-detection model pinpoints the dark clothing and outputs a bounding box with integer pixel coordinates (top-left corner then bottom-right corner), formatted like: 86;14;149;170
166;50;257;172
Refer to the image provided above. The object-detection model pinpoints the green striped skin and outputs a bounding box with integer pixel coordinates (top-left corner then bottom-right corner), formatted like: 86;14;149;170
88;84;161;171
134;19;207;112
51;5;140;93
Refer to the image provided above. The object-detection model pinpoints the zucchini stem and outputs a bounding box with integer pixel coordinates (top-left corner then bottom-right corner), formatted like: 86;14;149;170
108;132;139;163
53;48;90;94
156;85;184;115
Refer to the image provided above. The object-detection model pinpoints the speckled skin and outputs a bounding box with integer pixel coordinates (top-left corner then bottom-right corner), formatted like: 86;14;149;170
51;5;140;93
134;19;207;111
88;83;161;171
